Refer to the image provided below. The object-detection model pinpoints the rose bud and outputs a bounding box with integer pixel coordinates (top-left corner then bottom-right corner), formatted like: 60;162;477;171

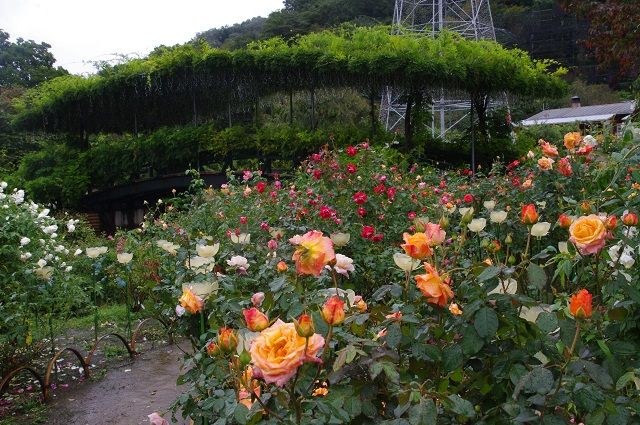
218;327;238;353
321;296;346;326
622;212;638;226
243;308;269;332
293;313;316;338
438;215;449;230
239;349;252;366
569;289;593;319
276;261;288;272
521;204;538;225
580;201;592;214
251;292;265;307
558;213;573;229
353;295;367;312
206;340;221;357
604;215;617;230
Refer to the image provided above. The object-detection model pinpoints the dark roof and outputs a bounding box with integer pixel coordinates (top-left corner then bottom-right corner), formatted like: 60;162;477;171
521;100;636;126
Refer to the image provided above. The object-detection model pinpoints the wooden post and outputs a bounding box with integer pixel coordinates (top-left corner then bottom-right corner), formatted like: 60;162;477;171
289;89;294;126
470;97;476;176
310;86;316;130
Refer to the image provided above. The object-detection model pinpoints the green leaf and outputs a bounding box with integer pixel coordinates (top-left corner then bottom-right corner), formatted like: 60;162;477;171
233;403;249;424
385;322;402;349
615;371;639;391
527;263;546;290
516;367;554;396
477;265;501;282
408;399;436;425
444;394;476;419
269;275;286;292
442;345;463;373
474;307;498;339
461;325;484;355
535;311;558;334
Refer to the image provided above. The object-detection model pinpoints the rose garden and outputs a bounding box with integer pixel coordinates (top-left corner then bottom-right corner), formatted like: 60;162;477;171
1;13;640;425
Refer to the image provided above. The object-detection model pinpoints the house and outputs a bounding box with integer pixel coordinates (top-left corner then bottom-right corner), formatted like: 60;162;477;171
520;97;637;133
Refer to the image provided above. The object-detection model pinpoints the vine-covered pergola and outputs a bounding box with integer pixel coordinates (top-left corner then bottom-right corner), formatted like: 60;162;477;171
13;26;565;138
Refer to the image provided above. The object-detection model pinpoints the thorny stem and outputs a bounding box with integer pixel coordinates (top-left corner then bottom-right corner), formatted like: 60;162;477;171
248;388;286;423
305;325;333;395
554;321;581;395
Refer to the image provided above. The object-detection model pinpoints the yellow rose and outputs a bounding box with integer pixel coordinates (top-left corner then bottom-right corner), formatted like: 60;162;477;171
569;215;606;255
563;132;582;150
250;319;324;386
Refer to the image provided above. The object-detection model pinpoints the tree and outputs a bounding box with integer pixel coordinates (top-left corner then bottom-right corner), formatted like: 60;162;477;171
557;0;640;83
263;0;394;38
0;29;67;89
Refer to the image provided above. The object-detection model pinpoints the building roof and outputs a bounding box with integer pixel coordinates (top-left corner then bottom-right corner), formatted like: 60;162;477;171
520;100;636;126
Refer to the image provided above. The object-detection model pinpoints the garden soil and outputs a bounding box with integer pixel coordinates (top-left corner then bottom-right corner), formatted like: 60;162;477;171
46;343;189;425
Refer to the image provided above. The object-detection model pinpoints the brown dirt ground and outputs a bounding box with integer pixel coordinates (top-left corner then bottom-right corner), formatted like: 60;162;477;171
45;344;189;425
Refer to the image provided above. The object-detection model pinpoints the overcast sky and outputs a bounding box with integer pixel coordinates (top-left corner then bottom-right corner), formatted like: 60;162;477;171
0;0;284;75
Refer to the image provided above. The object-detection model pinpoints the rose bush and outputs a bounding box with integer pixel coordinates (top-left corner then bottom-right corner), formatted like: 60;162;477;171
119;127;640;424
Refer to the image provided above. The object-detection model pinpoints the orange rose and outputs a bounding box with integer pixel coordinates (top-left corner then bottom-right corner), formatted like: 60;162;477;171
291;230;335;276
179;287;204;314
521;204;539;225
569;215;606;255
250;319;324;386
401;232;433;259
415;263;454;307
537;157;554;170
563;132;582;150
243;308;269;332
569;289;592;319
321;296;346;325
540;141;559;157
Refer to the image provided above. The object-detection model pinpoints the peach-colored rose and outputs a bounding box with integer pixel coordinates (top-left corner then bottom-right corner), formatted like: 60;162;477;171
238;367;261;409
540;141;559;157
179;287;204;314
564;132;582;150
218;327;238;353
250;319;324;386
569;215;607;255
291;230;335;276
558;157;573;176
537;157;554;170
449;303;463;315
424;223;446;246
401;232;433;259
415;263;454;307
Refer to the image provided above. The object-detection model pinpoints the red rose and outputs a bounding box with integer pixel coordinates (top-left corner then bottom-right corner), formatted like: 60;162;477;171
345;146;358;157
346;163;357;174
361;225;375;239
353;191;368;204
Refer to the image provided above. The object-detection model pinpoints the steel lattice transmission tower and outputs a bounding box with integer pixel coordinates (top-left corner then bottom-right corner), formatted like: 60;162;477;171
380;0;500;138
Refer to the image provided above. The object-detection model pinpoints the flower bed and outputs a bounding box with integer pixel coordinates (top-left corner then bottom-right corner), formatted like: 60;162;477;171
122;127;640;424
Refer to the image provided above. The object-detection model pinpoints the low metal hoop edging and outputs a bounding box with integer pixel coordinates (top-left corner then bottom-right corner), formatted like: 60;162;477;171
43;347;90;401
84;333;135;366
0;365;45;400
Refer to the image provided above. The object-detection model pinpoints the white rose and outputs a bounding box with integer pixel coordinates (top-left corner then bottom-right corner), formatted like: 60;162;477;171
530;222;551;237
467;218;487;233
20;237;31;246
330;232;350;247
490;210;508;224
483;200;496;211
227;255;249;270
393;253;420;272
86;246;108;258
334;254;355;277
117;252;134;264
196;243;220;258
